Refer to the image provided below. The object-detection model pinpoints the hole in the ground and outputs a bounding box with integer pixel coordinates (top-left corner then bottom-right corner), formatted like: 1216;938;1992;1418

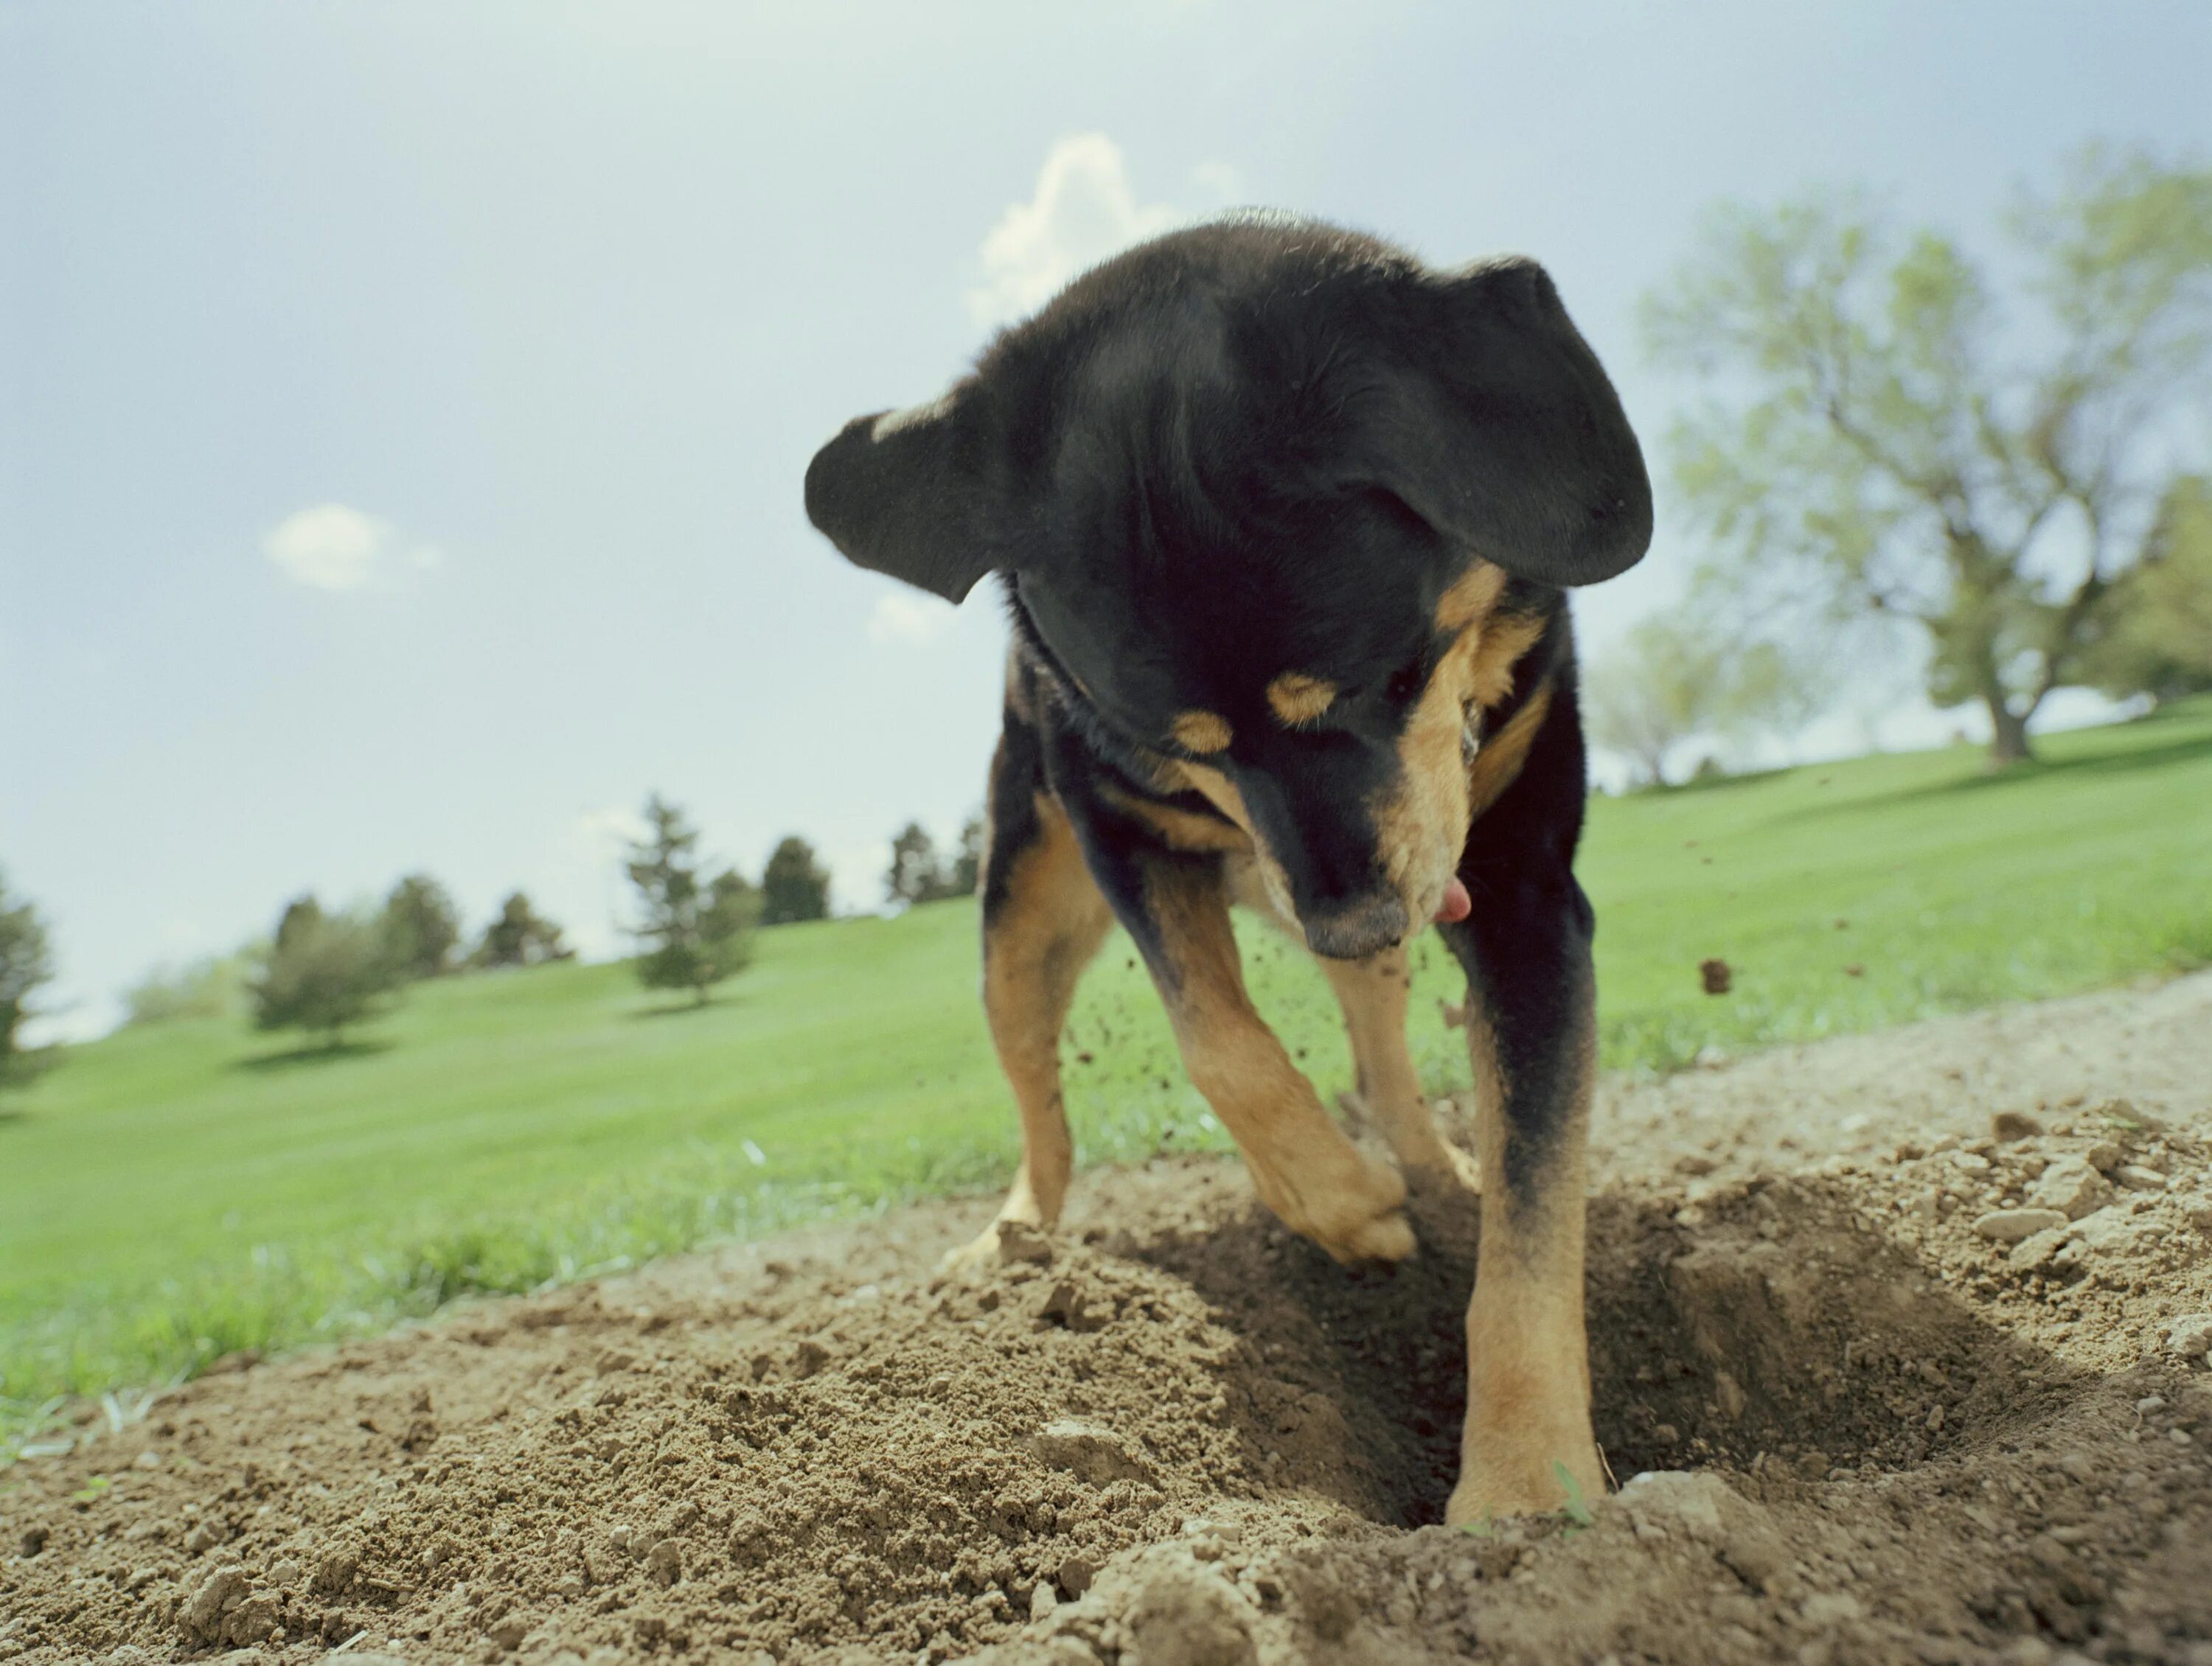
1128;1171;2093;1527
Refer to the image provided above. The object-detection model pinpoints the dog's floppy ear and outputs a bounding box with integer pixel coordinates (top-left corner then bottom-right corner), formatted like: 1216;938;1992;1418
1366;257;1652;588
804;382;1010;604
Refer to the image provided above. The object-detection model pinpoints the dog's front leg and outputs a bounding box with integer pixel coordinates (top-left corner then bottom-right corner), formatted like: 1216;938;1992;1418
1437;858;1601;1523
1071;812;1416;1265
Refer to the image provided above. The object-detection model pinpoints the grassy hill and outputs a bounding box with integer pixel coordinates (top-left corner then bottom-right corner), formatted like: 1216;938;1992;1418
4;698;2209;1436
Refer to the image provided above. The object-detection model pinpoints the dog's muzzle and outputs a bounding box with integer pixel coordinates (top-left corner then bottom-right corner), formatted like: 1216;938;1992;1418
1301;895;1411;961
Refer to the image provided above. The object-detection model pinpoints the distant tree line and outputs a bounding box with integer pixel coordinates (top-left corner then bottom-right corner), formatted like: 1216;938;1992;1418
885;816;983;907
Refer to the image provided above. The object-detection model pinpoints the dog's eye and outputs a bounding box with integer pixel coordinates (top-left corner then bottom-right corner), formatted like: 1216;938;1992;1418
1384;650;1430;705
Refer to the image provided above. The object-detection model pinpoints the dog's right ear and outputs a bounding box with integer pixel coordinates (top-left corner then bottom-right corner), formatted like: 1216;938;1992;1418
804;383;1011;605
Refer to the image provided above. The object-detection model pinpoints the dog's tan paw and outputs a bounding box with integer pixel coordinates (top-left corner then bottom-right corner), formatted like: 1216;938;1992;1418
936;1216;1054;1280
1444;1441;1603;1526
1413;1140;1484;1195
1259;1145;1416;1264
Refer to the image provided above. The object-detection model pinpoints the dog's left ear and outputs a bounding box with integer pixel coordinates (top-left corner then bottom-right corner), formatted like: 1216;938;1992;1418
1365;257;1652;588
804;381;1013;604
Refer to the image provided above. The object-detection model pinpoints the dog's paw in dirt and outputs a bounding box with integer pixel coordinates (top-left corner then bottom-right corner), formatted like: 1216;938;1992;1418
1253;1142;1418;1265
936;1216;1056;1281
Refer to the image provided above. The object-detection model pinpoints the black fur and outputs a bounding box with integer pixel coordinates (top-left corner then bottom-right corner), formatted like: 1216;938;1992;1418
807;209;1646;1171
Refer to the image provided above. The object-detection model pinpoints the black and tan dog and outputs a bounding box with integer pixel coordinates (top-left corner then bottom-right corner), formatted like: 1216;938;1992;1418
804;215;1650;1522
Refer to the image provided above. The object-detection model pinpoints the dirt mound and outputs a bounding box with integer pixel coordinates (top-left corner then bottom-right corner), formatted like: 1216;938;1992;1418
3;974;2210;1665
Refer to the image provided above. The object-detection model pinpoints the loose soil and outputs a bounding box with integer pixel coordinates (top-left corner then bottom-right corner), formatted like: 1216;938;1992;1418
4;973;2211;1666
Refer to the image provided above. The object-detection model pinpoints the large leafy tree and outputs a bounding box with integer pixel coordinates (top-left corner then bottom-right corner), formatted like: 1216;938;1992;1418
1643;147;2212;764
759;835;832;925
627;795;758;1003
1;868;56;1092
251;896;400;1050
2077;475;2212;704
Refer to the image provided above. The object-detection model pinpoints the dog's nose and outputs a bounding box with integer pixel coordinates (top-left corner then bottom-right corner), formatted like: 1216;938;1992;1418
1301;894;1411;961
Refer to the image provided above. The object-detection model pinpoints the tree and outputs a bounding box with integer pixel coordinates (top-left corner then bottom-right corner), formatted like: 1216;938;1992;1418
251;896;399;1049
125;952;251;1025
2077;475;2212;703
1585;615;1826;787
1;869;56;1092
379;873;462;981
1642;147;2212;766
627;795;757;1003
471;892;571;969
950;815;986;897
886;820;973;905
760;836;832;925
886;821;942;906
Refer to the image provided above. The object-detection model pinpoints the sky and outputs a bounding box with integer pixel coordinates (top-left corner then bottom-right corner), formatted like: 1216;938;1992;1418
4;1;2209;1040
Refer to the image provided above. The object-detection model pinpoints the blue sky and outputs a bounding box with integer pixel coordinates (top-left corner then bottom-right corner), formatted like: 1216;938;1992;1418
4;1;2209;1039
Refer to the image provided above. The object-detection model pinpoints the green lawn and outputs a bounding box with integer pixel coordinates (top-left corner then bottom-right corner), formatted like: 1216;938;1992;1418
5;699;2209;1439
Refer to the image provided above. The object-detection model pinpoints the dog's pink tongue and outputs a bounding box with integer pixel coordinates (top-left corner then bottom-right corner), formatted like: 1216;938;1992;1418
1434;876;1472;924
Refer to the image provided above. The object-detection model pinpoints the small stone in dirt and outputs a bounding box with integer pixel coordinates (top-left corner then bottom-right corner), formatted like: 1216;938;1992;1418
180;1566;250;1644
1992;1110;2044;1142
2163;1314;2212;1360
1617;1471;1729;1538
1028;1418;1151;1485
1058;1553;1096;1597
19;1525;49;1557
1121;1564;1258;1666
2028;1158;2111;1221
265;1558;300;1588
310;1547;358;1595
646;1537;684;1586
1972;1207;2069;1244
2115;1164;2167;1191
2009;1227;2070;1271
793;1338;832;1378
183;1519;227;1554
1699;958;1732;995
1039;1280;1110;1332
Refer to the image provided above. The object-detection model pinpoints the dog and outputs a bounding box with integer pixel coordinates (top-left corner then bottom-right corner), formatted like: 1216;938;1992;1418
804;214;1651;1522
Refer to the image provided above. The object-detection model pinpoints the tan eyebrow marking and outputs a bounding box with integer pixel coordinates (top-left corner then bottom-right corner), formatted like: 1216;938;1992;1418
1169;710;1233;754
1267;672;1338;726
1435;560;1508;632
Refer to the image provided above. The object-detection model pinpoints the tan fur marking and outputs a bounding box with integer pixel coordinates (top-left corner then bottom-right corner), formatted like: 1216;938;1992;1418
1464;683;1553;823
1373;602;1554;921
1446;1001;1601;1522
1170;710;1233;754
1266;672;1337;726
945;790;1114;1274
1320;948;1481;1190
1100;782;1254;856
1467;610;1549;709
1140;862;1413;1264
1434;560;1509;632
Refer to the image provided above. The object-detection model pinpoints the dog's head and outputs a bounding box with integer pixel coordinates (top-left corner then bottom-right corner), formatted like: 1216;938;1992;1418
807;217;1649;958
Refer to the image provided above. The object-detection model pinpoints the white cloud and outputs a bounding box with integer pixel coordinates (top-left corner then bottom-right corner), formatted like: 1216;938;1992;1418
262;503;389;590
866;590;956;646
967;134;1189;329
262;503;443;591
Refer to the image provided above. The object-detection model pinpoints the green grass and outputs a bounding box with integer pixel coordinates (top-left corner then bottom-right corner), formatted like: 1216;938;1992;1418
5;698;2209;1446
